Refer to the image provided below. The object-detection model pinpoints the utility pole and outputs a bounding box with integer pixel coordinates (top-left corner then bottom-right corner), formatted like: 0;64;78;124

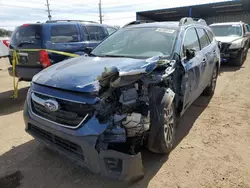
46;0;52;20
99;0;103;24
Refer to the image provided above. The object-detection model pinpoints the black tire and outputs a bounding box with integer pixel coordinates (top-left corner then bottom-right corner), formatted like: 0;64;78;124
148;101;177;154
231;49;244;66
203;65;218;96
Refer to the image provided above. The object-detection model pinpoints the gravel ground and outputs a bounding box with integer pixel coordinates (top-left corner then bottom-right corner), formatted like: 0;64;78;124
0;54;250;188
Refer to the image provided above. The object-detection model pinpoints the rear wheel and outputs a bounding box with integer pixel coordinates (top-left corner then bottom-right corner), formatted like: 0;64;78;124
203;65;218;96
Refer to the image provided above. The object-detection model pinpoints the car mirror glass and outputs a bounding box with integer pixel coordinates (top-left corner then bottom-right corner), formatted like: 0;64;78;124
244;32;250;37
83;47;93;54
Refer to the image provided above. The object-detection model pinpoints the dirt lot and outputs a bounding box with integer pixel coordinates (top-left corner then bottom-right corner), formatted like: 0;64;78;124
1;55;250;188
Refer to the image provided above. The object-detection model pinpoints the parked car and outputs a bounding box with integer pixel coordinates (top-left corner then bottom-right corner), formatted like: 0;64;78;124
8;20;117;81
210;22;250;66
24;17;220;180
0;37;9;58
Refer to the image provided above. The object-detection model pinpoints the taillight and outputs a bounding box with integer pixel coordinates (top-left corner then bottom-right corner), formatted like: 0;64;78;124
3;40;9;47
22;24;30;27
39;50;51;68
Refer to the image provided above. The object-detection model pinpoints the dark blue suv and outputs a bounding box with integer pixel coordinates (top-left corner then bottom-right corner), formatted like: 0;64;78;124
8;20;117;81
24;18;220;181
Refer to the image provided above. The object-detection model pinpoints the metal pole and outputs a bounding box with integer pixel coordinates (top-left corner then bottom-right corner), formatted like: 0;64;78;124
99;0;103;24
46;0;52;20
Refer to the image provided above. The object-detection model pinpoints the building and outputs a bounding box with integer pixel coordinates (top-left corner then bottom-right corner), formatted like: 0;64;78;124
136;0;250;24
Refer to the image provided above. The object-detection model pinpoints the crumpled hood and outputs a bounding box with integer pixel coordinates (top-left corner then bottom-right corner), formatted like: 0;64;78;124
215;36;242;43
33;56;159;93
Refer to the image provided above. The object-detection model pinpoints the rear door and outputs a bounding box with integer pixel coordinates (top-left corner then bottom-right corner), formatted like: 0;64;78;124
9;24;43;67
196;28;215;89
181;27;203;111
44;23;84;63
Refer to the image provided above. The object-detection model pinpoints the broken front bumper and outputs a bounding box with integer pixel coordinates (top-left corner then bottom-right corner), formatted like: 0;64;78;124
23;95;144;181
220;43;241;62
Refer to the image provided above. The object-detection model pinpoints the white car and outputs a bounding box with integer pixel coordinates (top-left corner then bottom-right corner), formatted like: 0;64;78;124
210;22;250;66
0;37;9;58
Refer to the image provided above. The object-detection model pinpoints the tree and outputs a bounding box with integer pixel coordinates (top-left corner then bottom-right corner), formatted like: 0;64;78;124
0;28;12;37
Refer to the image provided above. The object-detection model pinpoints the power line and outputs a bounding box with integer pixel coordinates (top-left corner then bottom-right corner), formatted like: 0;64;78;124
98;0;103;24
45;0;52;20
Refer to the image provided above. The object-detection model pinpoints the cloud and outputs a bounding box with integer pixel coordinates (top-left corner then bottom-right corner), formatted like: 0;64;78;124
0;0;227;29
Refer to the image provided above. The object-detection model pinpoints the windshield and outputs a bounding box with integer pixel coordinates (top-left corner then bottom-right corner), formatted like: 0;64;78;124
91;27;177;58
210;24;242;37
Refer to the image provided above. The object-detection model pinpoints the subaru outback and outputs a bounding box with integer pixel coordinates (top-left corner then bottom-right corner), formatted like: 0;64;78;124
24;17;220;181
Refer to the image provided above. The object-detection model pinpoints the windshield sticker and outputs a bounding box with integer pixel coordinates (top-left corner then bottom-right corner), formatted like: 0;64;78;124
232;25;240;27
156;28;175;34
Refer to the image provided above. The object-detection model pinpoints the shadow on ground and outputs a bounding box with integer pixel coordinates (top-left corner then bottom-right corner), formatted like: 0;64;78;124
0;96;212;188
0;87;29;116
220;64;243;73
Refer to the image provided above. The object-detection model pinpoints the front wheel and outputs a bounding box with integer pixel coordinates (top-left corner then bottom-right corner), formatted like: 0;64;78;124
231;49;244;66
148;102;177;154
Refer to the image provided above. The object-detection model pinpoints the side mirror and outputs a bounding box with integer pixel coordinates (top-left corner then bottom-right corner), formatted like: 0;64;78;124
244;32;250;37
83;47;93;54
185;48;195;60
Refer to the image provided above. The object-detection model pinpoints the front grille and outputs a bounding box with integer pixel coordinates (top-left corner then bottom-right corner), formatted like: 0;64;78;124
220;42;231;54
29;124;84;160
31;92;94;128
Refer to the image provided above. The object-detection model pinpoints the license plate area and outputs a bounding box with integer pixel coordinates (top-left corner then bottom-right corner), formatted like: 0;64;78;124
18;52;29;64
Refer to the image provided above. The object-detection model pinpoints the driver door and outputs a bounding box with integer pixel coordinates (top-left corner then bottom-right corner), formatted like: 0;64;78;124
181;27;204;113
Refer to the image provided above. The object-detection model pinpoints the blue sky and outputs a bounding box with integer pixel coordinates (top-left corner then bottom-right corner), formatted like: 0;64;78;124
0;0;226;30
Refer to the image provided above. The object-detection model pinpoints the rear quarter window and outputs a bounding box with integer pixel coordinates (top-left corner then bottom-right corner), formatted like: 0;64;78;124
206;30;215;42
85;26;107;41
106;27;117;35
50;25;79;43
10;25;42;48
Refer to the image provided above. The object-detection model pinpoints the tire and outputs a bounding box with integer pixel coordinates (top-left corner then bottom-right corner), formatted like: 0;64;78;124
231;49;244;66
203;65;218;96
148;102;177;154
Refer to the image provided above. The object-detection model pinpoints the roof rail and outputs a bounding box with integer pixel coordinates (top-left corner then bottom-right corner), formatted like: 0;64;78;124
46;20;98;23
179;17;207;26
123;20;155;28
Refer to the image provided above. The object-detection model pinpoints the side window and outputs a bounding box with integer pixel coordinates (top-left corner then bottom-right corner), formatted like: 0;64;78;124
207;30;214;42
81;25;90;41
196;28;210;49
106;27;117;35
85;26;107;41
51;25;79;43
183;28;200;54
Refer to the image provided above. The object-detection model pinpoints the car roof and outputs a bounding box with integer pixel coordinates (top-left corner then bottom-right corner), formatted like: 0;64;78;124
124;21;211;30
125;21;180;29
210;22;244;26
18;21;106;27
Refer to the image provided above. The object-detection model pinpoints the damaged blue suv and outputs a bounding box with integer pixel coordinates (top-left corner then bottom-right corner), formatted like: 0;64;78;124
24;17;220;181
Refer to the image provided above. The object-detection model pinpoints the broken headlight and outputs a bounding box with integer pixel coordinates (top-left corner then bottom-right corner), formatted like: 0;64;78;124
229;39;243;49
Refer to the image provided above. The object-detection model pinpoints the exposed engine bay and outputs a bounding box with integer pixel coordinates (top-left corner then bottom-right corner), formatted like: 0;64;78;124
93;56;184;156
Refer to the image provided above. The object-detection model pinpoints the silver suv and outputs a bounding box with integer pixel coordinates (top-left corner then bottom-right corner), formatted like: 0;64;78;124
210;22;250;66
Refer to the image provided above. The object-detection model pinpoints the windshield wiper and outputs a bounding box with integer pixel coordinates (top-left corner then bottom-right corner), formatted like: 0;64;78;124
97;54;138;58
